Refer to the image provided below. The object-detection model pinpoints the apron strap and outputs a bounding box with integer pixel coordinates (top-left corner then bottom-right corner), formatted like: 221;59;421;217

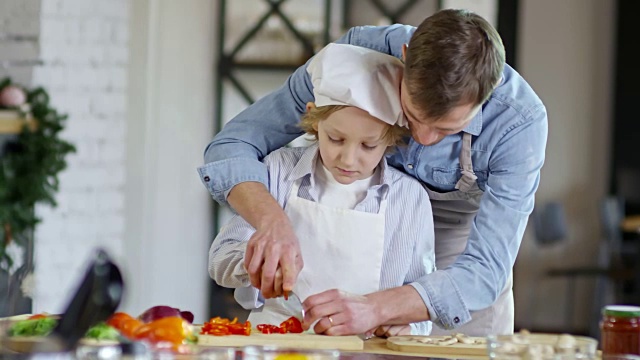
455;132;478;193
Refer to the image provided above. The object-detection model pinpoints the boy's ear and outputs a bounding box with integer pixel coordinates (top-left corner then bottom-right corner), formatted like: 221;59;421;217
401;44;408;62
305;102;316;113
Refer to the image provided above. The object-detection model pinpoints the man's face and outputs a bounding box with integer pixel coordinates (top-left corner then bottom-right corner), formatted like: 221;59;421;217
400;80;481;146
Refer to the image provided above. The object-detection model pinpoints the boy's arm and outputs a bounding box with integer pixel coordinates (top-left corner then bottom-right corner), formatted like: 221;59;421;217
401;186;436;334
207;152;287;290
208;214;254;288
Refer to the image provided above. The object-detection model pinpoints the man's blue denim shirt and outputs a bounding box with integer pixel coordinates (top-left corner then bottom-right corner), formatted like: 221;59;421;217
198;25;548;330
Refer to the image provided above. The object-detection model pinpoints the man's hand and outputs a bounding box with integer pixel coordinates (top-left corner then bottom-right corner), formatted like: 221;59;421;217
302;286;430;336
373;325;411;337
301;289;381;336
227;182;304;299
244;219;303;298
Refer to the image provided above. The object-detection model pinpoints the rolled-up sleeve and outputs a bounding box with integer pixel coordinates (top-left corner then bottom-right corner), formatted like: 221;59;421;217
199;65;314;205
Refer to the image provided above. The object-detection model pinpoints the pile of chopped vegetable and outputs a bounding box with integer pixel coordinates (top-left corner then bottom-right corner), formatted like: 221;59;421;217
200;317;252;336
200;316;303;336
6;305;196;348
105;306;196;348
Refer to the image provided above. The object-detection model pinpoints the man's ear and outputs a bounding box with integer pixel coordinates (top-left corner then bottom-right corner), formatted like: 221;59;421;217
401;44;408;62
305;102;316;113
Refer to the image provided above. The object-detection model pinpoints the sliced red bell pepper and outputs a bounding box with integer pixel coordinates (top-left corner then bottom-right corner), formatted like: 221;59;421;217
256;324;286;334
200;316;251;336
280;316;303;333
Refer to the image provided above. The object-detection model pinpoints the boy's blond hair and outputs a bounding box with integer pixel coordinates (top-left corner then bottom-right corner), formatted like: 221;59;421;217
299;105;409;147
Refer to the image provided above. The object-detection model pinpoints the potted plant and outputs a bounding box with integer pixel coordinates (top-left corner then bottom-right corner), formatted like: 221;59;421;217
0;78;75;316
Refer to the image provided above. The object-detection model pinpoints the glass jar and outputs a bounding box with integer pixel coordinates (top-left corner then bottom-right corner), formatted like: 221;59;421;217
600;305;640;356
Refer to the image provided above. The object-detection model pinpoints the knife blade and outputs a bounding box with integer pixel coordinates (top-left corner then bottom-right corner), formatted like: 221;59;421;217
285;291;306;320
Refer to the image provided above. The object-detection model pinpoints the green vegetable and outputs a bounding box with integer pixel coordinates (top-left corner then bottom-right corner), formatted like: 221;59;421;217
84;322;119;340
8;317;57;337
7;318;119;341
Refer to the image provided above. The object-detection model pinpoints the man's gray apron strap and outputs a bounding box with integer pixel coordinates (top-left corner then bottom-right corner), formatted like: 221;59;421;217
426;132;514;337
455;131;478;193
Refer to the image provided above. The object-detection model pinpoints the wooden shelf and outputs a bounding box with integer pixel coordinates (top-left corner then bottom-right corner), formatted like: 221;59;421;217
0;110;35;134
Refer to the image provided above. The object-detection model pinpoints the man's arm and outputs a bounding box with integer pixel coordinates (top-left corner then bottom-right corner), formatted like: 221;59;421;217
199;58;313;297
416;103;549;330
453;105;549;306
228;182;302;295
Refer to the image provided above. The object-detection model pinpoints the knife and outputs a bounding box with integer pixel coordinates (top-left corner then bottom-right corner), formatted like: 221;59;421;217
285;291;306;320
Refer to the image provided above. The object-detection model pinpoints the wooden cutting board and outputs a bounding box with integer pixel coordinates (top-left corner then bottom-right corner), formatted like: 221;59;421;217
197;333;364;351
386;335;487;357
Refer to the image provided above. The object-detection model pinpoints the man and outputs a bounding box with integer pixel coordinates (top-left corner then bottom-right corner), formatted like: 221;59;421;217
198;9;547;336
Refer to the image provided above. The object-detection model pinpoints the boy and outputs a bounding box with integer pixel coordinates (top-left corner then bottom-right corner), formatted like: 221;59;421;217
206;44;435;335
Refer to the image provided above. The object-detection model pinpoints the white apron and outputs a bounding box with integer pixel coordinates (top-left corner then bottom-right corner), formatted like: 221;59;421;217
427;132;514;336
247;175;388;325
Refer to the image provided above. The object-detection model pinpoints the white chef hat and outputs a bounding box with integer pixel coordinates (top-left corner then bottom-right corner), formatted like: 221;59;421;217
306;43;408;128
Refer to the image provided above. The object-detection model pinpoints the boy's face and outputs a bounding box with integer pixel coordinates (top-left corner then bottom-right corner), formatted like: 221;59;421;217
314;107;389;185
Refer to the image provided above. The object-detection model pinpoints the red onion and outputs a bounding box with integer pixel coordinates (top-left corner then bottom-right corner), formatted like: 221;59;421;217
179;311;194;323
138;306;181;323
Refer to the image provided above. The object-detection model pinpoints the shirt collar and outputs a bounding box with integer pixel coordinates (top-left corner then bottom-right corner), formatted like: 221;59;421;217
286;143;392;190
462;107;483;136
287;144;319;182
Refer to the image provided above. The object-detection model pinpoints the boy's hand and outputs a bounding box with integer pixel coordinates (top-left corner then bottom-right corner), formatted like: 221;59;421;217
244;217;303;298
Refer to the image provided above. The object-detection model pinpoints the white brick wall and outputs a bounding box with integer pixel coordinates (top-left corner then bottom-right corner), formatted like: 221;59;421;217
0;0;130;313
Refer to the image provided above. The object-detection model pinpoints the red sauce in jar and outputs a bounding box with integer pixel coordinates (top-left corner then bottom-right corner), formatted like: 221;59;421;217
600;305;640;355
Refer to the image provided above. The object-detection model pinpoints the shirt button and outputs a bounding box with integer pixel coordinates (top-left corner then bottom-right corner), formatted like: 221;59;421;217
454;317;460;324
407;164;414;169
204;176;210;182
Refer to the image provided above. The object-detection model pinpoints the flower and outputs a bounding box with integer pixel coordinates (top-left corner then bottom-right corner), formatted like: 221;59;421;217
0;85;27;107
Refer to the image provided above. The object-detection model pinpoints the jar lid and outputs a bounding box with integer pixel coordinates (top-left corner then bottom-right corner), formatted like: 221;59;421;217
603;305;640;317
